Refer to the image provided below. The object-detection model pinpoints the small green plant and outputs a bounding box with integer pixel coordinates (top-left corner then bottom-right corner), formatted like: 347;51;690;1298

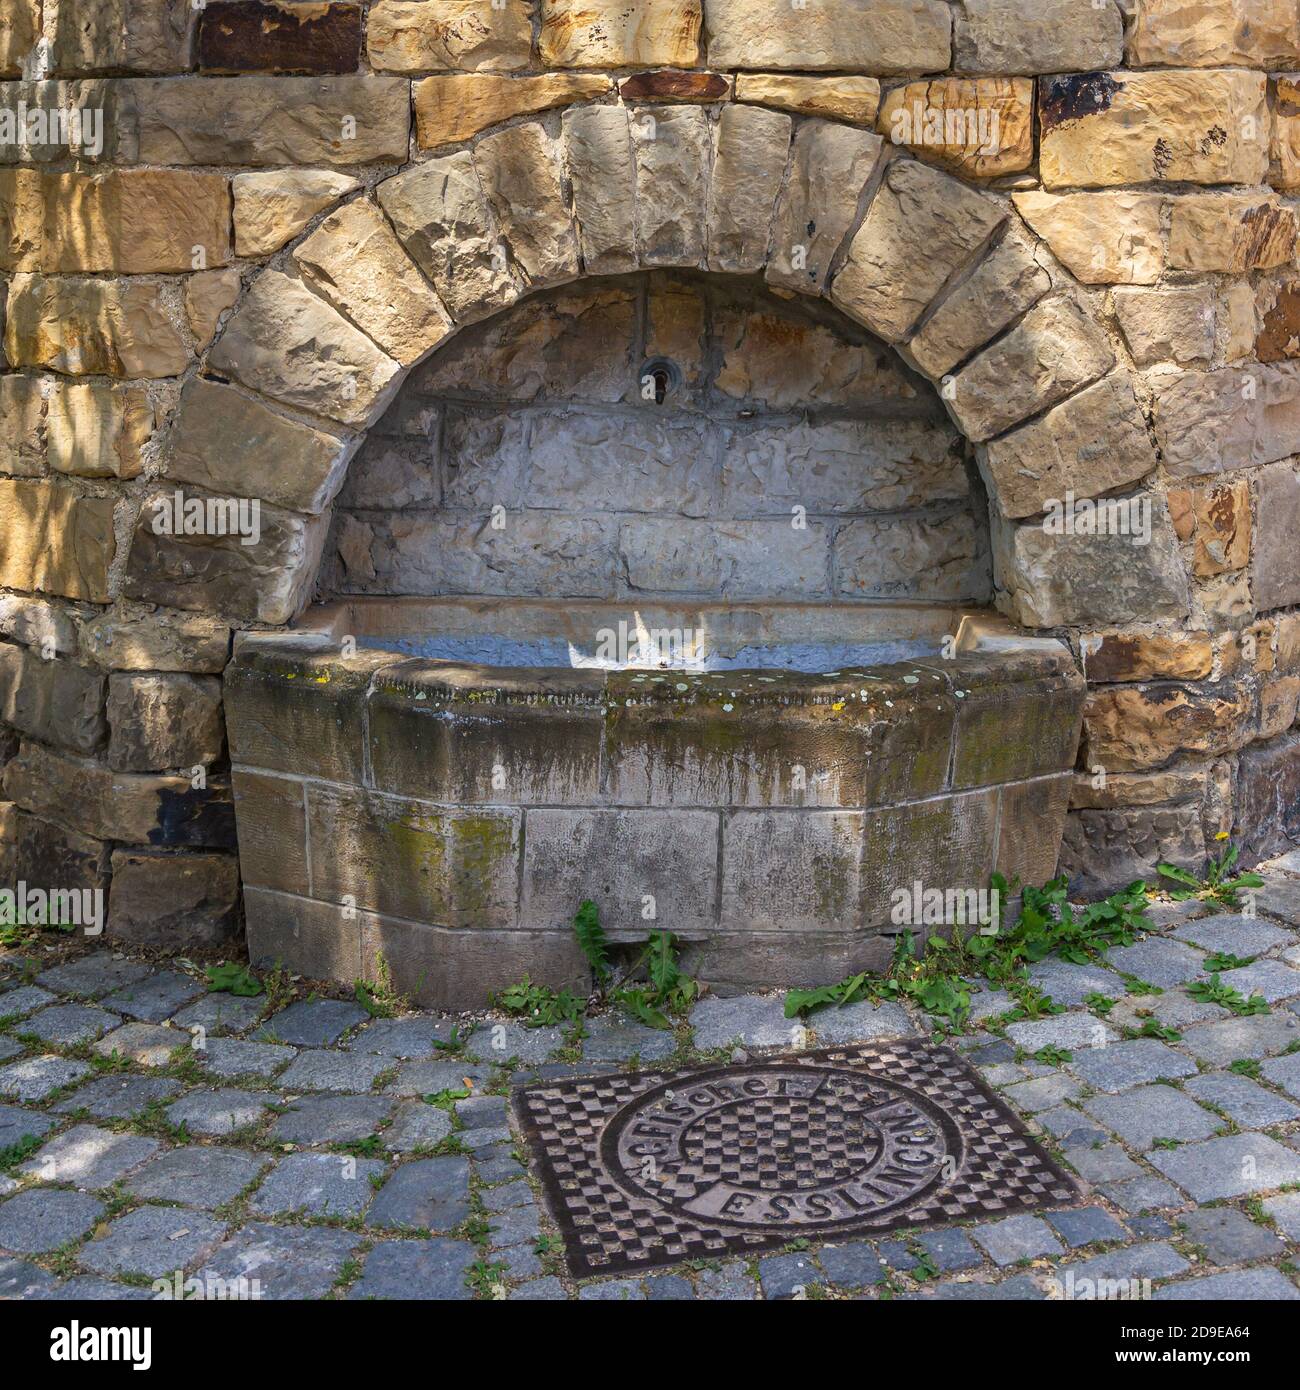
1083;991;1116;1015
1156;839;1263;910
1187;973;1269;1017
573;899;611;986
0;1132;42;1171
1135;1017;1182;1042
1229;1058;1262;1079
423;1087;471;1110
205;962;263;997
354;953;406;1019
1033;1046;1073;1066
495;975;585;1028
1203;951;1253;973
1152;1137;1181;1151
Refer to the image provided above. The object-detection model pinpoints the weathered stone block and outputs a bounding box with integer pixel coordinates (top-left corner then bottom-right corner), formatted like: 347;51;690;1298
232;169;359;257
949;297;1114;442
230;770;308;894
563;105;637;275
308;783;521;926
1151;364;1300;476
245;886;362;983
130;76;411;165
415;73;610;149
633;105;709;267
3;741;235;848
955;0;1123;72
859;790;1000;928
1168;194;1297;272
122;494;328;626
906;225;1050;379
1039;70;1268;188
167;378;352;516
1082;631;1214;683
0;595;78;657
707;104;790;273
197;1;362;74
1167;479;1250;577
0;643;106;755
1083;683;1254;772
208;271;402;428
721;810;864;932
107;849;239;946
368;662;605;805
522;807;718;935
1012;190;1163;285
832;513;989;603
0;807;109;895
0;374;46;477
619;516;828;598
1272;74;1300;190
1236;731;1300;862
767;121;884;294
47;381;153;481
1112;284;1216;366
681;932;895;995
474;123;578;288
619;70;730;102
951;667;1084;790
978;373;1157;520
1253;462;1300;610
50;0;194;75
0;0;39;77
997;775;1073;887
734;74;880;125
5;275;189;377
378;154;523;323
1062;805;1206;898
706;0;950;72
368;0;532;71
832;159;1005;343
541;0;701;67
295;199;453;366
880;78;1033;178
81;611;230;675
0;480;115;602
107;673;225;773
1129;0;1300;67
225;638;392;782
993;494;1190;628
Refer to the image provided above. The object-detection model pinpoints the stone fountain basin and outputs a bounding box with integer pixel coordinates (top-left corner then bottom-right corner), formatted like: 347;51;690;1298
225;599;1085;1007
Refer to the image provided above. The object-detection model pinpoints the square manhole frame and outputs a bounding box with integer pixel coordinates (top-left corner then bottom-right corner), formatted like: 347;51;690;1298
512;1037;1083;1280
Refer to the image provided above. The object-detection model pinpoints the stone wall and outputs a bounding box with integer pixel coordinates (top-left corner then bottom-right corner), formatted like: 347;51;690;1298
323;272;989;604
1;0;1299;948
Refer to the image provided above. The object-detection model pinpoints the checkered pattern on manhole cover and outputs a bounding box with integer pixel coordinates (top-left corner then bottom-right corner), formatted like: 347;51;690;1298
513;1039;1080;1279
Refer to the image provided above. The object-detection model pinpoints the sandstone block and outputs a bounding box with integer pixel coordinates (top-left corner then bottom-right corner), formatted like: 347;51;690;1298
619;70;731;102
540;0;702;68
1113;284;1216;366
0;374;45;477
50;0;194;75
107;672;225;773
244;886;361;986
0;479;115;602
978;373;1157;520
1271;75;1300;190
367;0;533;71
734;74;880;125
1236;730;1300;862
131;76;410;165
949;297;1114;442
1083;682;1254;771
1167;193;1297;272
906;225;1050;379
955;0;1123;72
81;610;230;674
562;105;637;275
1;808;109;896
415;73;610;149
107;849;240;946
1130;0;1300;66
832;158;1005;343
474;123;579;287
230;769;308;895
168;378;353;515
1167;479;1250;577
0;0;39;77
378;154;523;323
232;169;359;257
766;120;884;295
832;513;989;602
706;0;950;73
184;269;241;349
1039;70;1268;188
1082;631;1214;683
880;77;1033;179
47;381;153;480
0;595;78;657
633;105;710;267
207;271;402;428
197;1;362;74
0;643;106;756
5;275;189;378
706;104;791;273
993;495;1190;628
1151;363;1300;476
295;199;453;365
1063;805;1205;899
1012;190;1163;285
1253;461;1300;610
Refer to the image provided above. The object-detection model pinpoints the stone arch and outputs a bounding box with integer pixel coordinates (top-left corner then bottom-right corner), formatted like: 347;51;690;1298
122;104;1187;634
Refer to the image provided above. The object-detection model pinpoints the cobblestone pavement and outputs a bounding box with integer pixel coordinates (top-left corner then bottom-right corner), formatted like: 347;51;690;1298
5;859;1300;1301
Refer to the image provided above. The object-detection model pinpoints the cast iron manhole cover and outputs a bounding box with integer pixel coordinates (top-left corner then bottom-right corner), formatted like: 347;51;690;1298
513;1039;1080;1278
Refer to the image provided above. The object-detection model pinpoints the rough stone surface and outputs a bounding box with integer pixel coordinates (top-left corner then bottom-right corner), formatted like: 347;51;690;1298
232;168;359;257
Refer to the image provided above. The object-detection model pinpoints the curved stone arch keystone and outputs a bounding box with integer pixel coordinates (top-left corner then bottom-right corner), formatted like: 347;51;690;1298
124;104;1190;634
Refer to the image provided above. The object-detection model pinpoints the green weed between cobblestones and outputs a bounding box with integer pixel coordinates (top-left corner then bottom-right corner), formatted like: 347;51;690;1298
1157;839;1264;910
495;900;699;1030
